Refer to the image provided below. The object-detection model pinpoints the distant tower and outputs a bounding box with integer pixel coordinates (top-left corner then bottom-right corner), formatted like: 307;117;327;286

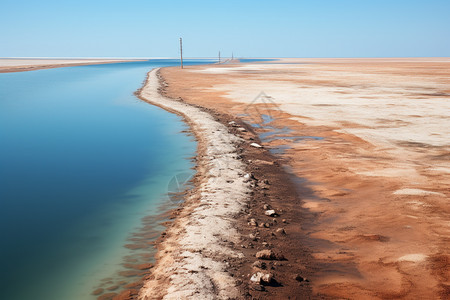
232;52;234;60
218;51;221;63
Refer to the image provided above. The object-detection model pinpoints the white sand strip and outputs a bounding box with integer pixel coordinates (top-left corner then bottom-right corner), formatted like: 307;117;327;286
138;69;250;299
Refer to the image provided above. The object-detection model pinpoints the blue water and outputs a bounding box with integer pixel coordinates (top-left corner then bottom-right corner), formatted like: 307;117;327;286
0;59;211;300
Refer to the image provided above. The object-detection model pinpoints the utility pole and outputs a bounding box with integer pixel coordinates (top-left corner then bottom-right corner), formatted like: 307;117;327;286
180;38;183;69
218;51;221;64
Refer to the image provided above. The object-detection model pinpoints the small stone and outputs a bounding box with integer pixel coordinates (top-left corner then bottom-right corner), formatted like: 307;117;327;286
261;273;274;284
252;260;267;270
276;228;287;235
249;233;257;241
256;249;285;260
249;219;258;226
136;263;153;270
250;272;275;285
265;210;276;217
250;272;263;283
263;204;271;210
282;219;287;223
97;293;118;300
237;127;247;132
91;288;104;295
114;289;139;300
250;142;263;148
294;274;307;282
264;223;270;228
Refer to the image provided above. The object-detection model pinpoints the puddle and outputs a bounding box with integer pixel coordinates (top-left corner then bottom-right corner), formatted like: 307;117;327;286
246;114;324;154
269;145;291;155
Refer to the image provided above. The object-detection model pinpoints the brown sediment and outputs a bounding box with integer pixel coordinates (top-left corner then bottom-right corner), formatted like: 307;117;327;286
0;58;144;73
154;59;450;299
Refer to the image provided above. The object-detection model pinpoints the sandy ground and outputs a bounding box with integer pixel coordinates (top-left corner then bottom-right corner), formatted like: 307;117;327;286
157;58;450;299
0;58;140;73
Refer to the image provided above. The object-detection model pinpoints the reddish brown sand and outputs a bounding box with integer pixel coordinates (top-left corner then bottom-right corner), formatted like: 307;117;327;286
157;59;450;299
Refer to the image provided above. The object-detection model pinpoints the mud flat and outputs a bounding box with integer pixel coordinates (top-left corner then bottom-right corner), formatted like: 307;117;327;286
153;58;450;299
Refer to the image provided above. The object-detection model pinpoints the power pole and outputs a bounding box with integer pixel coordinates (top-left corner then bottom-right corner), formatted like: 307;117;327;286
180;38;183;69
218;51;221;64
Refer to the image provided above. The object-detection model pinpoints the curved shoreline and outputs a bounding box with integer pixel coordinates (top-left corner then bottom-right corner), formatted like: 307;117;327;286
136;68;251;299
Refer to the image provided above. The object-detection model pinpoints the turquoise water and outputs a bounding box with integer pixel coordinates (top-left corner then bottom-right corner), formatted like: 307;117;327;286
0;59;211;300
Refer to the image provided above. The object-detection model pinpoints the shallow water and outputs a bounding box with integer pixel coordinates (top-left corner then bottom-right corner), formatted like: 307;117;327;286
0;59;211;300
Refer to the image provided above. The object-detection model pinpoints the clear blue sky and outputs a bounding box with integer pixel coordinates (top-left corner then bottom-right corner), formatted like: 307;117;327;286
1;0;449;58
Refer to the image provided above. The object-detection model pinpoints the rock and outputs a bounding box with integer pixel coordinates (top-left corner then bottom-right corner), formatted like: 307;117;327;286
256;249;285;260
294;274;308;282
260;183;269;190
118;270;141;277
276;228;287;235
261;273;274;284
263;222;270;228
252;260;267;270
282;219;287;223
91;288;104;295
249;219;258;226
97;293;117;300
249;233;257;241
263;204;271;210
124;281;143;289
263;179;270;185
136;263;153;270
265;210;276;217
250;142;263;148
106;285;119;291
250;272;263;283
250;272;275;285
114;289;139;300
237;127;247;132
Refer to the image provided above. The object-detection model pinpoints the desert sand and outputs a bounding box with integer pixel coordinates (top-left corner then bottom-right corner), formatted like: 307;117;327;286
150;58;449;299
0;58;140;73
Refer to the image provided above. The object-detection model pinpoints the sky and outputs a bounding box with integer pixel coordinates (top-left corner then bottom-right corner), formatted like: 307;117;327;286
1;0;449;58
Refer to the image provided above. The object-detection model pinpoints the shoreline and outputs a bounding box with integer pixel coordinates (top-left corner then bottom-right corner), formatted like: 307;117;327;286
137;68;250;298
135;68;313;299
0;58;145;73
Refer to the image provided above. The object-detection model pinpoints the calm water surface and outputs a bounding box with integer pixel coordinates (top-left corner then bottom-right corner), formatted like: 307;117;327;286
0;59;211;300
